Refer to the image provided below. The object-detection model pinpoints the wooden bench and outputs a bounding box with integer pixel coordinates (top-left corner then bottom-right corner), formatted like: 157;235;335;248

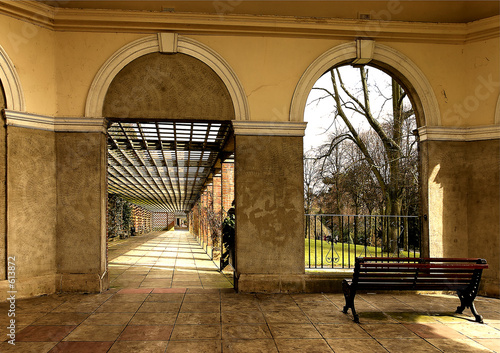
342;257;488;323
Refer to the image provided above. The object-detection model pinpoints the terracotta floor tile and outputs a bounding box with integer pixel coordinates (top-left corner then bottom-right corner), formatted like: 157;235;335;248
403;323;465;339
473;338;500;352
129;312;177;325
106;293;150;302
222;338;278;353
152;288;186;294
109;340;169;353
171;324;221;340
316;323;372;339
426;338;495;352
269;323;322;339
95;301;142;313
52;302;101;313
166;340;222;352
222;311;266;324
376;338;444;352
146;293;185;302
139;301;182;313
118;325;173;340
63;324;125;341
0;341;56;353
355;312;398;323
140;279;173;287
263;311;310;324
33;312;89;326
326;338;388;353
181;302;221;313
50;341;114;353
10;312;48;326
448;323;500;339
183;294;221;302
304;309;353;324
222;301;261;311
258;302;301;311
82;312;134;325
274;338;334;353
388;312;440;323
176;312;221;325
16;325;76;342
361;323;419;338
222;324;272;340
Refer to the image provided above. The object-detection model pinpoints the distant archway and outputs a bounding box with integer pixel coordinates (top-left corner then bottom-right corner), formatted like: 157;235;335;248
290;42;440;128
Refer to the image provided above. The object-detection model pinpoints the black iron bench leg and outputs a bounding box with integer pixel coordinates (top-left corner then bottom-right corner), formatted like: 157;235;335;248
456;290;483;323
342;280;359;323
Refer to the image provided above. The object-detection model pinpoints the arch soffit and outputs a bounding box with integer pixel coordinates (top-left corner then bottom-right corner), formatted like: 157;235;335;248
495;94;500;125
290;42;440;126
85;35;249;120
0;44;25;111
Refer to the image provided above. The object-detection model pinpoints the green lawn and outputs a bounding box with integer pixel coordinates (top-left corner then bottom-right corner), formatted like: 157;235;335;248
305;238;420;269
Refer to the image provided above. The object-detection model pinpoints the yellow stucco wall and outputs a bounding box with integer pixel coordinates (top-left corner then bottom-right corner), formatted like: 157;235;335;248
0;4;498;296
1;12;498;126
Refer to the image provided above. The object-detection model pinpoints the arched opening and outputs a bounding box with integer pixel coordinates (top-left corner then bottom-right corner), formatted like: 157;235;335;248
303;63;421;269
102;50;236;290
292;42;438;270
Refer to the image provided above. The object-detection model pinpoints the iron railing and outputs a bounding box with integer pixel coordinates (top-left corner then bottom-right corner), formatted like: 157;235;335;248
305;214;421;269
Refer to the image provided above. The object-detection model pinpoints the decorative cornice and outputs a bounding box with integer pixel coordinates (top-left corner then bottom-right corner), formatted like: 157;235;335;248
418;125;500;142
0;1;497;44
232;121;307;137
4;110;106;133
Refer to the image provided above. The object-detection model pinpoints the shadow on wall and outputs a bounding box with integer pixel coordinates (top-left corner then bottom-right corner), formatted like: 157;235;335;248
429;140;500;297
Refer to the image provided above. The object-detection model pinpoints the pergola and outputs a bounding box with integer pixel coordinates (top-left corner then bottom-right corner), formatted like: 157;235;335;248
106;120;233;213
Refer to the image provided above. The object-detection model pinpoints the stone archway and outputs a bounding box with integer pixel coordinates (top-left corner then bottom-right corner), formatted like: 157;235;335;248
290;41;439;258
290;41;440;128
88;35;244;291
0;44;24;112
85;34;249;120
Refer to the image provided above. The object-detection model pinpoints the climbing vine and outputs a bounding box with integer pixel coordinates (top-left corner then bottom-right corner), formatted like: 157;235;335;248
107;194;132;239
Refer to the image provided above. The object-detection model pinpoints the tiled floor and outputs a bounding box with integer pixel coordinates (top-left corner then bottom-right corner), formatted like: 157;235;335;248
1;230;499;352
107;230;234;290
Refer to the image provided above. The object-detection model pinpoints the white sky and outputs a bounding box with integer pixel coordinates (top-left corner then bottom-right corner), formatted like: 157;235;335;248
303;65;398;153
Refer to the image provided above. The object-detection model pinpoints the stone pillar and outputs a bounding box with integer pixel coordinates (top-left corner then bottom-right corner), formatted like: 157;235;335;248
419;126;500;297
56;131;108;292
233;121;307;292
6;125;57;297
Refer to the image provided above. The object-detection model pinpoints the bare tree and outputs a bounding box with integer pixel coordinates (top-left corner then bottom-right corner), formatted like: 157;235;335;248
312;65;417;252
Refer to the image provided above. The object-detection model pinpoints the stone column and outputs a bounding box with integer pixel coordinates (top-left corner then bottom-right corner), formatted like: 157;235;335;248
56;125;108;293
419;126;500;297
233;121;307;292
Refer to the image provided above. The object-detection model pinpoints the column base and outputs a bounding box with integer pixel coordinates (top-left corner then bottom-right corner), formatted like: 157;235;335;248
0;275;58;299
58;272;109;293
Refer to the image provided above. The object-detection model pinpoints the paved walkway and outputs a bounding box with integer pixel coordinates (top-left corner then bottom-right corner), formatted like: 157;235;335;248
0;230;499;352
107;230;233;290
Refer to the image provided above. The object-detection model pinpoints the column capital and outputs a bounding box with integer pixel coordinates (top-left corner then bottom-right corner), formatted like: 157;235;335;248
232;120;307;137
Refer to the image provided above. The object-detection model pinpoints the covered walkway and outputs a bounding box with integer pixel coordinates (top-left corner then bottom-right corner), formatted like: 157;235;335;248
1;230;499;352
107;230;233;290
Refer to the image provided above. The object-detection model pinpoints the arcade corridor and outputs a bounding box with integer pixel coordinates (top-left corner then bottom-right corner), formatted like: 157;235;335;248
107;230;233;290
